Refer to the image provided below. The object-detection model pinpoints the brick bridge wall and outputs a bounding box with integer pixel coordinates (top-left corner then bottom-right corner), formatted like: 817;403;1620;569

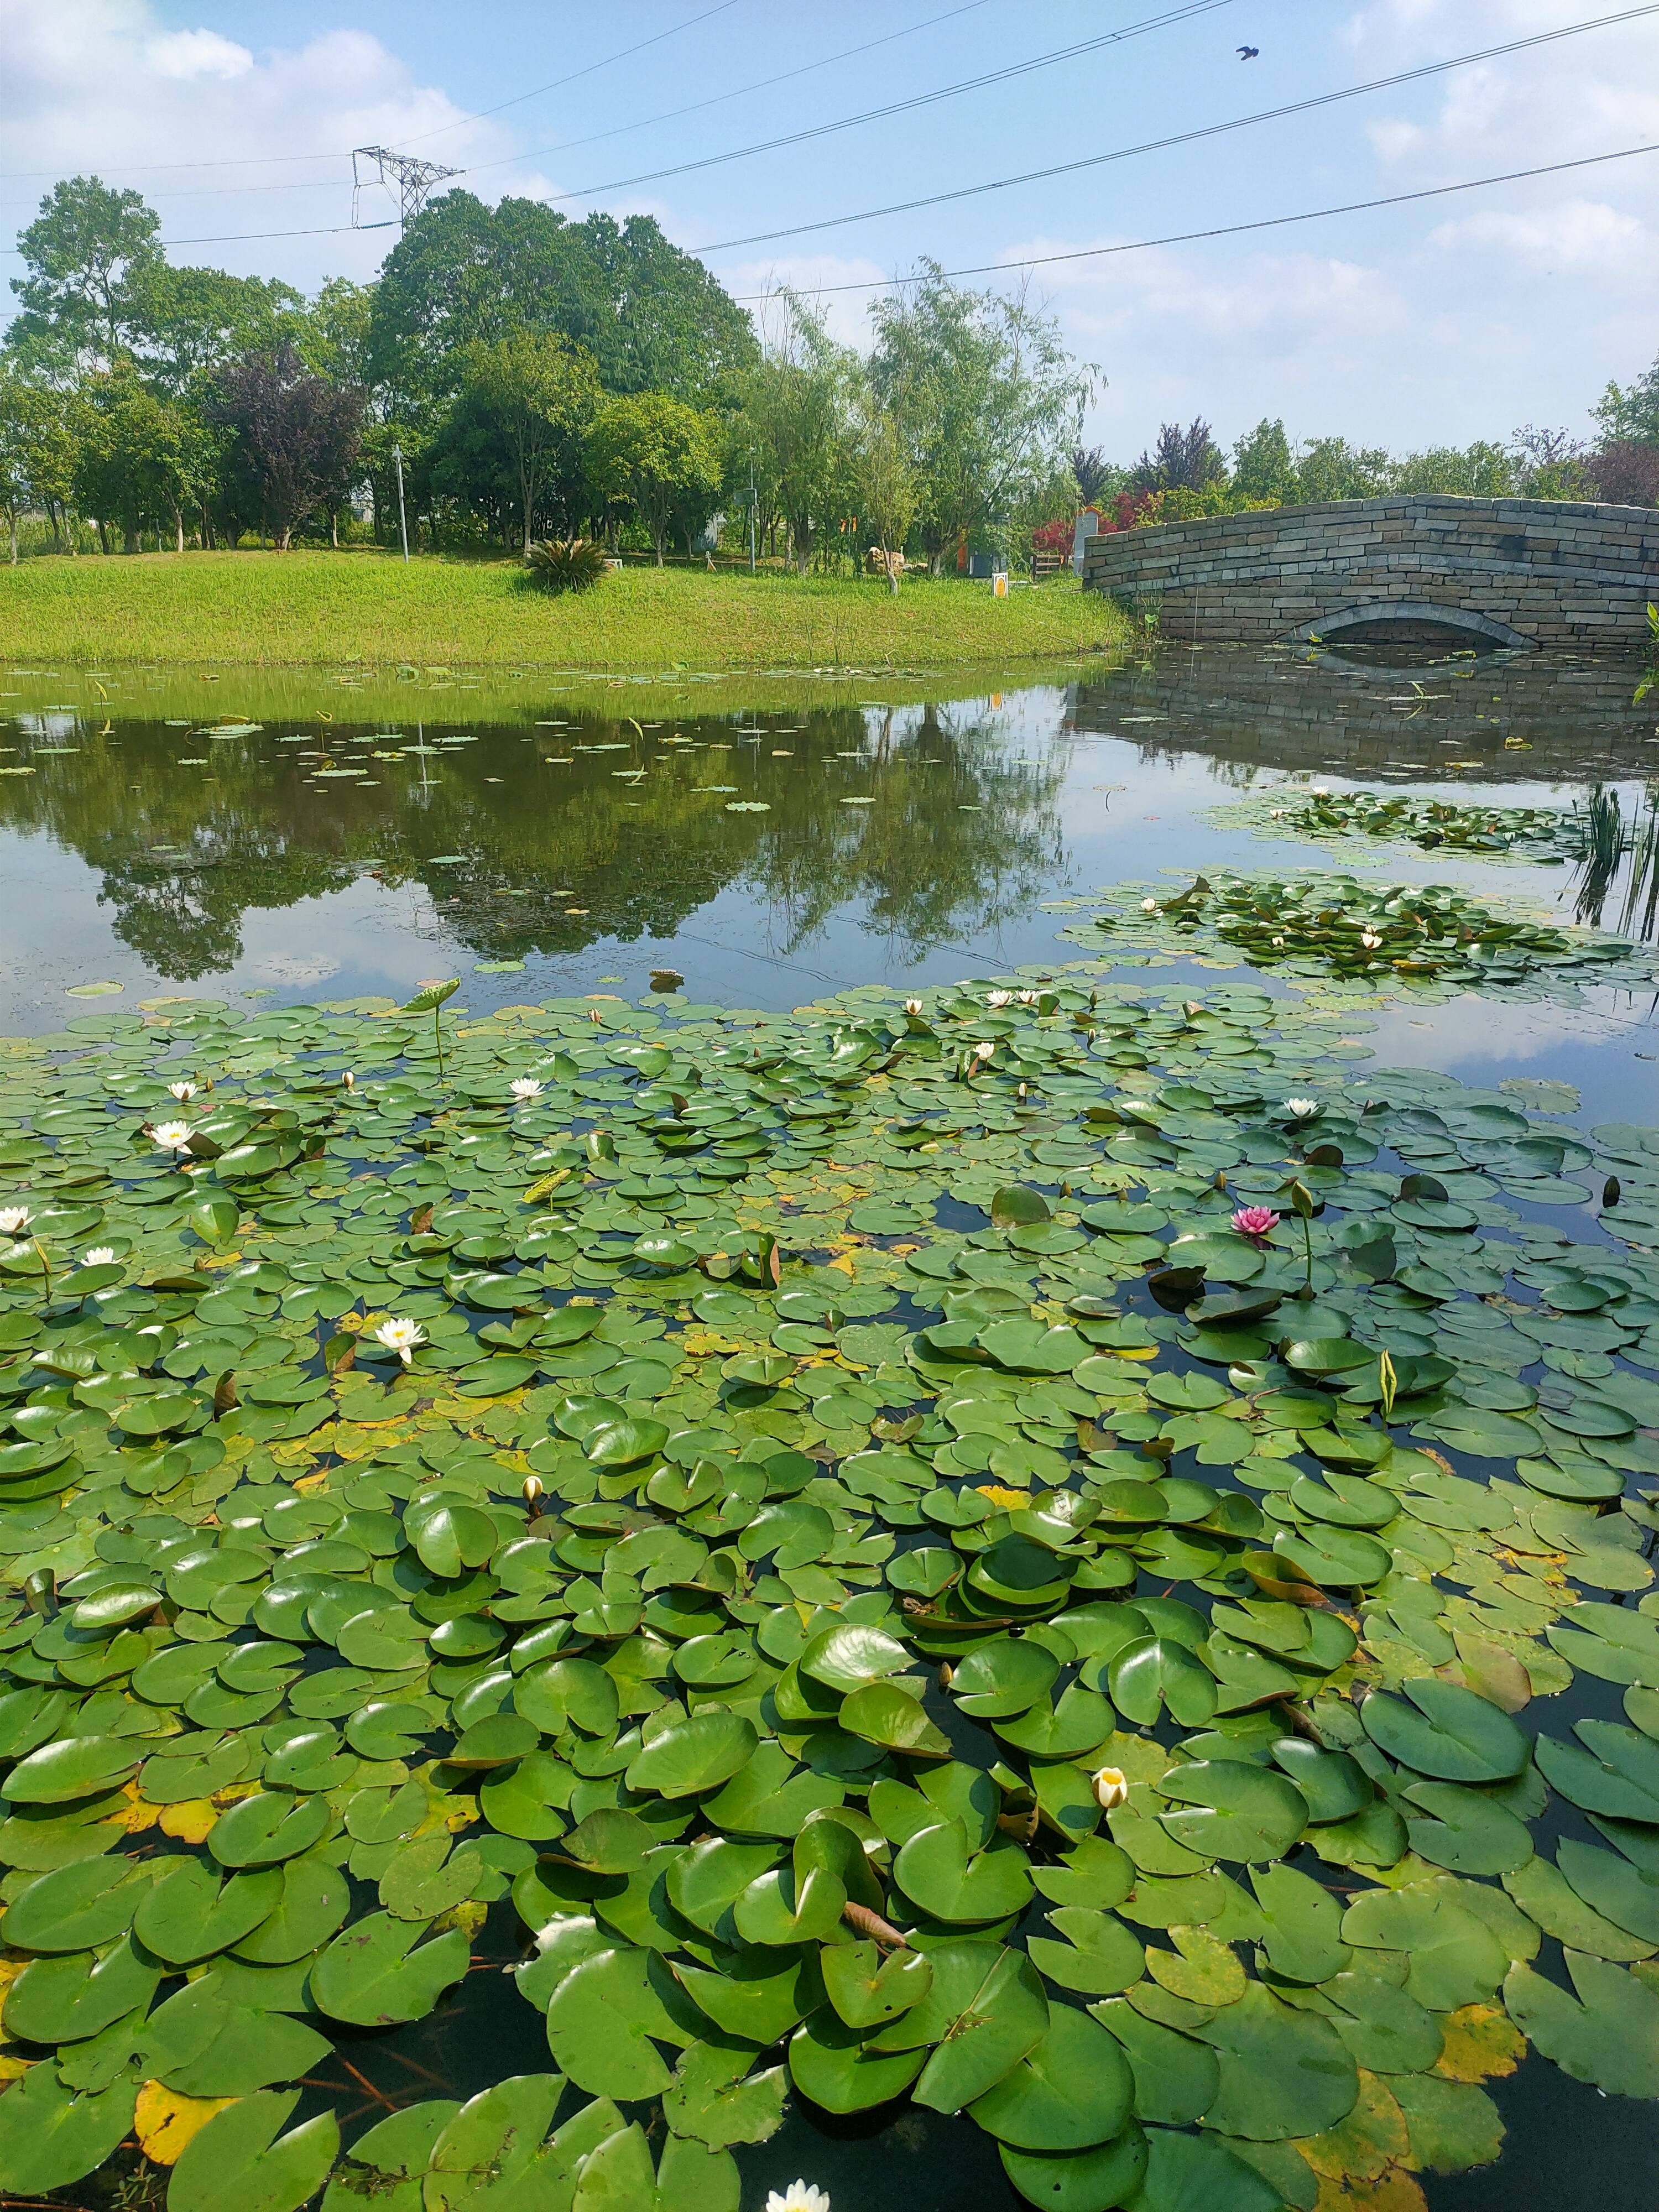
1081;494;1658;649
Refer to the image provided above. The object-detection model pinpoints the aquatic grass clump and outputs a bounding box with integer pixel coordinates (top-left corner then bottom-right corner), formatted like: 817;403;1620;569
0;974;1650;2205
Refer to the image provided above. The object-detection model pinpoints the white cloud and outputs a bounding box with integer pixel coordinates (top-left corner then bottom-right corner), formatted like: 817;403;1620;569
1426;196;1653;279
145;28;252;81
0;0;520;296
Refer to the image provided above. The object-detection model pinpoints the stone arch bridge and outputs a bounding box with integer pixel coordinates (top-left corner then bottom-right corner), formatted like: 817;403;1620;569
1082;494;1657;651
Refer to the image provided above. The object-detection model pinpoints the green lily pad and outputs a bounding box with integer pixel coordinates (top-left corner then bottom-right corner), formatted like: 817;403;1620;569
894;1819;1035;1923
311;1910;469;2025
168;2089;339;2212
969;2001;1133;2148
1503;1951;1659;2099
1361;1678;1529;1782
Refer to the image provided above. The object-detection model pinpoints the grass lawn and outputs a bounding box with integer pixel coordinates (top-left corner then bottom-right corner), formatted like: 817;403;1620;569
0;548;1128;670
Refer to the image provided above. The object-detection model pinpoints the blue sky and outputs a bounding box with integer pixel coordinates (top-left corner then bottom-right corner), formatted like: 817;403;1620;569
3;0;1655;460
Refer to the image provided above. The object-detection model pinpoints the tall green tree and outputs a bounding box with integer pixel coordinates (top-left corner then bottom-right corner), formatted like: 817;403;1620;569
7;176;165;372
869;264;1094;575
585;392;723;565
1593;351;1659;446
0;368;80;556
1390;442;1516;496
436;333;602;552
133;265;305;395
1294;436;1391;503
74;369;214;552
1231;418;1298;504
853;390;916;593
742;294;858;575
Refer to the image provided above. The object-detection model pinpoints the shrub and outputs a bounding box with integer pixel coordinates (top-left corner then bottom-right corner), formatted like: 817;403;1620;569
525;537;609;593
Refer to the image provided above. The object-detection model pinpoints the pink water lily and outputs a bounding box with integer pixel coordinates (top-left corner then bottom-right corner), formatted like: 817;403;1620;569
1232;1206;1279;1240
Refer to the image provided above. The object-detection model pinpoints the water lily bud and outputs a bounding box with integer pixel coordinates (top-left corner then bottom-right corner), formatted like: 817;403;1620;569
588;1008;604;1025
523;1475;544;1511
903;998;924;1016
1604;1176;1621;1208
341;1070;355;1088
937;1662;954;1691
1091;1766;1129;1810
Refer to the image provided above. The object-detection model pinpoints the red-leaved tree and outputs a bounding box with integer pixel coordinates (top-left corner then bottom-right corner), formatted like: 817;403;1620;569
208;344;364;549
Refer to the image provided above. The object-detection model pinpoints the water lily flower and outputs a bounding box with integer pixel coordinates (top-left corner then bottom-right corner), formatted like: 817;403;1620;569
1016;989;1039;1005
1232;1207;1277;1241
374;1317;427;1365
82;1247;116;1267
1091;1766;1129;1811
0;1206;32;1238
1359;931;1382;950
903;998;924;1015
152;1121;195;1154
1140;897;1159;912
510;1078;545;1103
1271;935;1285;947
1282;1097;1320;1119
167;1080;196;1102
973;1041;995;1062
341;1070;355;1088
766;2184;830;2212
986;989;1012;1008
587;1009;604;1025
1311;786;1331;797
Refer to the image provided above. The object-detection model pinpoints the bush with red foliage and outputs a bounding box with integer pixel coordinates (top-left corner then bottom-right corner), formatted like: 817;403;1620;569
1589;440;1659;508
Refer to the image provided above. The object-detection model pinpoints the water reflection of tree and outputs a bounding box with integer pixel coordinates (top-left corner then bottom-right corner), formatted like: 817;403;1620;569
742;703;1068;962
0;698;1070;979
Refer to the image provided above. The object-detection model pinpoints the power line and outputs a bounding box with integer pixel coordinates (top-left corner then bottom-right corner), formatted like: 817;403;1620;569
724;142;1659;300
0;221;395;257
687;3;1659;254
0;1;740;180
472;0;997;170
527;1;1234;205
389;0;743;149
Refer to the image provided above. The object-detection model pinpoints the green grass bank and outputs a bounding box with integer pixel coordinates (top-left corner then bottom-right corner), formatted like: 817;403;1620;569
0;549;1128;671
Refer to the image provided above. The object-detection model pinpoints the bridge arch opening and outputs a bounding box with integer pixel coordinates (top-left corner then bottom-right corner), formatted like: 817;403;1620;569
1286;601;1532;653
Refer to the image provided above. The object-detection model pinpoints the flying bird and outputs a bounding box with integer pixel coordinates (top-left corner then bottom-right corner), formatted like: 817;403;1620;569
1238;44;1259;58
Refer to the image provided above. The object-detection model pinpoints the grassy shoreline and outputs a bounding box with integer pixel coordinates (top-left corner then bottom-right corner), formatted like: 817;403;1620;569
0;547;1129;670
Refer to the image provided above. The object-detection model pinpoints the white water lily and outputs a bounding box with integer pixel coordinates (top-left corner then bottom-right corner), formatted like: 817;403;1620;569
152;1121;195;1154
1282;1097;1321;1119
1310;786;1331;797
510;1078;545;1103
973;1041;995;1062
82;1247;116;1267
902;998;924;1015
986;989;1012;1008
374;1317;427;1365
1140;896;1159;912
0;1207;32;1237
1092;1766;1129;1810
1016;989;1039;1005
341;1070;355;1088
1359;930;1383;950
166;1080;196;1102
765;2184;830;2212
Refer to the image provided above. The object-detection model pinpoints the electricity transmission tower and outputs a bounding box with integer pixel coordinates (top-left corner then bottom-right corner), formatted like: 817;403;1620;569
352;147;460;233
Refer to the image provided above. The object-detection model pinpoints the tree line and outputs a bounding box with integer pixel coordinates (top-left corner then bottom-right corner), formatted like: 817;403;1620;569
1061;369;1659;539
0;176;1097;577
1;175;1653;573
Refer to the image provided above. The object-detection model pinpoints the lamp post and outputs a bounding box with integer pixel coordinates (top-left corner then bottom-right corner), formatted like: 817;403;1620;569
393;442;409;563
747;452;757;576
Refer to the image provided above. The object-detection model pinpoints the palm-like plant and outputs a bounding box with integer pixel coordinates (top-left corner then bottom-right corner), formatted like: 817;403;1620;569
525;538;609;593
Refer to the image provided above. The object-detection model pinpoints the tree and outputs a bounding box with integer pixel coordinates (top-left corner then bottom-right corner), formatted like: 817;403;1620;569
1390;442;1516;496
854;390;917;594
74;369;214;552
298;279;377;388
1588;441;1659;507
366;195;755;422
1231;419;1298;504
742;294;858;575
869;264;1094;575
1510;425;1589;501
133;264;305;396
1071;446;1113;505
206;345;363;550
1294;436;1390;503
1133;419;1227;495
438;332;601;553
7;176;164;372
585;392;723;565
0;368;79;558
1593;351;1659;447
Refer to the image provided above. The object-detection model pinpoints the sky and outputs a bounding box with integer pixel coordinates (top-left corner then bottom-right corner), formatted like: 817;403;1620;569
2;0;1656;461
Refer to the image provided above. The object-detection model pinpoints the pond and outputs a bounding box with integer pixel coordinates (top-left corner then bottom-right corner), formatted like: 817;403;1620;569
0;640;1652;2212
